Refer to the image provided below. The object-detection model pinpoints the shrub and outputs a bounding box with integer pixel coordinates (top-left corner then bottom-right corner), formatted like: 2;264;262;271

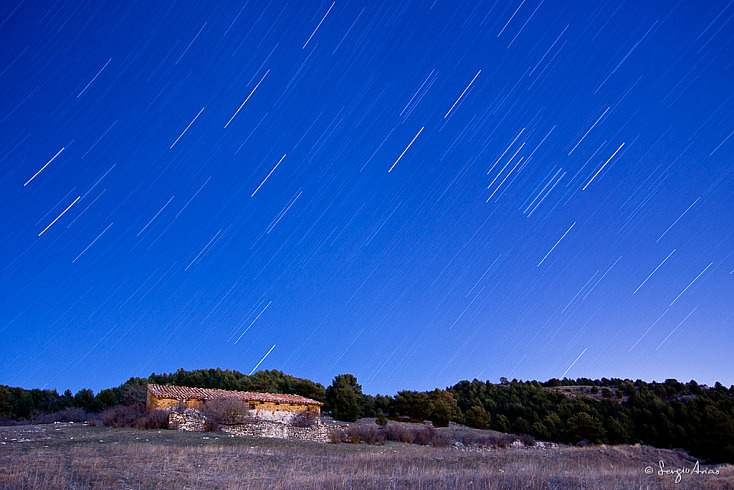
291;410;319;428
31;407;89;424
328;428;346;443
519;433;535;446
376;429;387;445
414;427;449;447
89;404;168;430
89;405;143;428
203;418;220;432
347;425;378;444
119;384;147;406
488;434;514;448
135;409;169;430
0;415;26;426
388;416;424;424
376;411;388;426
201;398;254;427
385;424;415;444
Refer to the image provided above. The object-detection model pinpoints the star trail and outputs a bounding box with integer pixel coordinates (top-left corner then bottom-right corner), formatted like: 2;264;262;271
0;1;732;395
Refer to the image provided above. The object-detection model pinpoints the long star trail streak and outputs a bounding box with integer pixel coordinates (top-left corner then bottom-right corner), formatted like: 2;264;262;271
333;7;364;54
176;22;207;64
73;222;113;263
668;262;713;307
185;229;222;271
629;309;669;351
529;26;568;76
524;168;562;213
389;127;424;172
267;190;302;234
633;249;676;294
488;142;525;189
401;69;435;116
302;2;335;49
656;197;701;242
568;107;610;155
224;70;269;128
251;154;286;196
656;307;697;351
234;301;272;344
507;0;545;49
498;0;527;37
82;163;117;199
77;58;111;98
328;328;364;371
582;142;625;190
488;128;525;174
526;125;555;160
24;148;64;186
175;177;211;219
170;107;205;149
249;344;276;375
560;347;587;378
538;222;576;266
82;122;117;159
444;70;481;118
137;196;174;236
487;157;524;201
448;287;484;330
526;170;565;216
709;129;734;155
38;196;80;236
561;271;599;314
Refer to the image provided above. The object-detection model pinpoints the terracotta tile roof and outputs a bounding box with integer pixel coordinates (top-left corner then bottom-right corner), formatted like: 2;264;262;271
147;384;323;406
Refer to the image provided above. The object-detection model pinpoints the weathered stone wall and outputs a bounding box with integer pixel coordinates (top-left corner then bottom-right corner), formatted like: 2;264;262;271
168;409;339;443
169;409;206;431
249;401;317;414
221;421;334;443
250;408;299;423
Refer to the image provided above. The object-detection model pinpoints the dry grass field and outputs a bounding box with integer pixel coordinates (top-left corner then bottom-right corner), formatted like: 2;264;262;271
1;422;733;489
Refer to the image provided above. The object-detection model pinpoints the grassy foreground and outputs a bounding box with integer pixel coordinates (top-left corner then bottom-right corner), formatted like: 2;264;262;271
1;423;733;489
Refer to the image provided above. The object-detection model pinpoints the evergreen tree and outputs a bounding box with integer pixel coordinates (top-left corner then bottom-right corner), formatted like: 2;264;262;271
464;405;491;429
325;374;362;422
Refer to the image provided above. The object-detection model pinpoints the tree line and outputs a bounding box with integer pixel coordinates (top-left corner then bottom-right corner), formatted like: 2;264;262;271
1;369;732;463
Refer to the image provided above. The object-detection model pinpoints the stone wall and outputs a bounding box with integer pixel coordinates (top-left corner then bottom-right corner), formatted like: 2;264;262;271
221;420;334;443
168;408;340;443
169;409;206;431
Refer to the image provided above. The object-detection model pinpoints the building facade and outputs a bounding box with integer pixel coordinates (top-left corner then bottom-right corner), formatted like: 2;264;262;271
146;383;322;422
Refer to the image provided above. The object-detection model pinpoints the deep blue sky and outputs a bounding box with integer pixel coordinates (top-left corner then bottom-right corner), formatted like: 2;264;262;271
1;1;732;395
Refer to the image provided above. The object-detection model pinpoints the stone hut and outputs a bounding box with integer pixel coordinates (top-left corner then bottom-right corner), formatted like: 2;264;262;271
147;384;334;442
146;384;323;422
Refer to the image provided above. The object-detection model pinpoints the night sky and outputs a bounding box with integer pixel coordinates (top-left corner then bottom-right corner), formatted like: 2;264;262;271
1;1;733;395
